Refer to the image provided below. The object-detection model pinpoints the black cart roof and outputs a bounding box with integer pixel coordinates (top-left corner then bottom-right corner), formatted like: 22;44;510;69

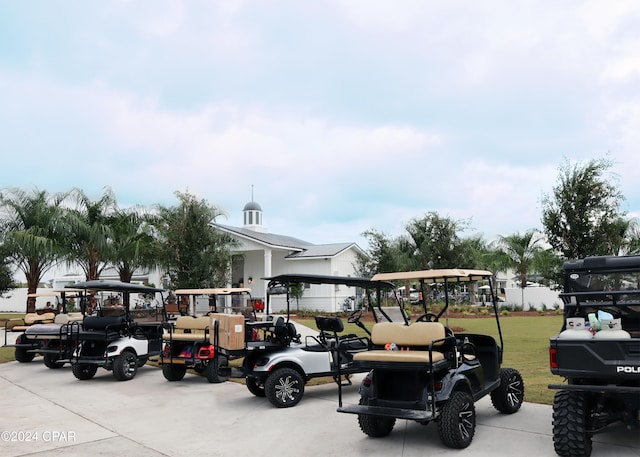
263;274;396;290
66;280;164;294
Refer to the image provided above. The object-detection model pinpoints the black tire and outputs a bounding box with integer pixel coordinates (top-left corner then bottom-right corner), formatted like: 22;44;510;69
437;390;476;449
246;376;266;397
552;390;593;457
357;399;396;437
162;363;187;381
113;351;138;381
265;367;305;408
490;368;524;414
43;353;65;369
15;347;35;363
205;355;229;383
72;363;98;380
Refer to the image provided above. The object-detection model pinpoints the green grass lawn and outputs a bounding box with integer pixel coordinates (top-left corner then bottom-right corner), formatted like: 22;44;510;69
296;315;563;405
0;313;25;363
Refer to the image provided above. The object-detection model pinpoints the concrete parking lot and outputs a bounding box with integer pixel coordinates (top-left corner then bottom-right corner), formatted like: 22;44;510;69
1;354;638;457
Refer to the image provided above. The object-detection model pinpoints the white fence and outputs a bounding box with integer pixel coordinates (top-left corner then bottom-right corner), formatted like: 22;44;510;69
0;288;49;313
503;286;562;310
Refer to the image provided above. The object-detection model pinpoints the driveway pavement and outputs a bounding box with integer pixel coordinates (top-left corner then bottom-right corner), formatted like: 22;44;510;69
0;325;638;457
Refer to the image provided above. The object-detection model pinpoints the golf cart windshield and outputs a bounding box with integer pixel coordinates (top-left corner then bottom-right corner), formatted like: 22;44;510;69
173;288;253;316
263;274;404;323
372;268;503;347
66;280;165;319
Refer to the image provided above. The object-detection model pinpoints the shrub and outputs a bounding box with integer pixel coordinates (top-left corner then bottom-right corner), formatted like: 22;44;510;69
500;309;510;316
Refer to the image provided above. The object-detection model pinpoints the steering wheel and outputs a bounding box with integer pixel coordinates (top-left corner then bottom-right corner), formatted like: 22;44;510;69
347;309;363;323
416;313;438;322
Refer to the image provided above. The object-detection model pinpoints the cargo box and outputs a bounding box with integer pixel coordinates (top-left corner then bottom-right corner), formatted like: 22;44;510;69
211;314;245;350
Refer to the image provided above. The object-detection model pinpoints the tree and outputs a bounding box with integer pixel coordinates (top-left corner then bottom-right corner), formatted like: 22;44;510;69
154;191;236;289
404;212;469;269
0;188;66;312
354;229;400;277
625;221;640;255
289;282;305;312
491;230;546;307
64;187;117;280
541;157;631;259
0;245;15;296
107;208;159;283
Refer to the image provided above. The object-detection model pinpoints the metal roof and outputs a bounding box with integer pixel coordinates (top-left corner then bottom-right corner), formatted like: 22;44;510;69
214;224;313;250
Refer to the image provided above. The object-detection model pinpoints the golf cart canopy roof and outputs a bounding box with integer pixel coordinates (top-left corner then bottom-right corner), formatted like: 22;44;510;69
27;289;84;298
174;288;252;295
66;280;164;294
372;269;493;284
263;274;396;290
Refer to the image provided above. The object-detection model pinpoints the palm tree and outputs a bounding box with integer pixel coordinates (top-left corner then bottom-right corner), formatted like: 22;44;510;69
153;191;236;289
0;188;67;312
492;230;545;308
64;187;117;280
107;208;159;283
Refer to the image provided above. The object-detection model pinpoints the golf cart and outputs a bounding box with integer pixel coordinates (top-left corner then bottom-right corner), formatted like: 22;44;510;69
160;288;253;383
64;280;165;381
241;274;400;408
10;290;83;368
337;269;524;449
549;255;640;457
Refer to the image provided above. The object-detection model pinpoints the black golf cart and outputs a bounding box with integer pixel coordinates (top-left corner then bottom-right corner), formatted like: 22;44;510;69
337;268;524;449
64;280;165;381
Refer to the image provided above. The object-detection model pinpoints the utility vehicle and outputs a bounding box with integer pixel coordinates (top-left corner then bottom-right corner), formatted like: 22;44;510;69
64;280;165;381
241;274;400;408
337;269;524;449
549;255;640;457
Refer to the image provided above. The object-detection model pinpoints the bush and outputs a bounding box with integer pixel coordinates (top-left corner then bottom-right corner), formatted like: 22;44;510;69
500;309;510;316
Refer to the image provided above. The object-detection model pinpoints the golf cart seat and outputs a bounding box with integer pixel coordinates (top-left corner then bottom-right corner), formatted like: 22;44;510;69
6;312;56;332
353;322;454;367
163;316;211;342
315;316;359;344
24;313;84;339
272;317;300;345
74;315;128;340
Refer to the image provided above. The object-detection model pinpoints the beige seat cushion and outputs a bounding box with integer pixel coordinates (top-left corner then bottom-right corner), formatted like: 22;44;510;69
370;322;446;347
163;316;211;342
24;313;56;325
354;350;445;363
354;321;447;363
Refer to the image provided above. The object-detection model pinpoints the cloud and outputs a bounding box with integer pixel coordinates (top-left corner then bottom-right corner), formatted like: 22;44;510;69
1;1;639;250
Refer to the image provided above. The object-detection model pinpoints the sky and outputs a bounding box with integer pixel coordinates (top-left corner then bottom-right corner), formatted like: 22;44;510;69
1;1;639;252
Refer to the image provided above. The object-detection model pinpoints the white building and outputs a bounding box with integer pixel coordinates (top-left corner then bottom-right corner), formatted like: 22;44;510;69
214;199;366;313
